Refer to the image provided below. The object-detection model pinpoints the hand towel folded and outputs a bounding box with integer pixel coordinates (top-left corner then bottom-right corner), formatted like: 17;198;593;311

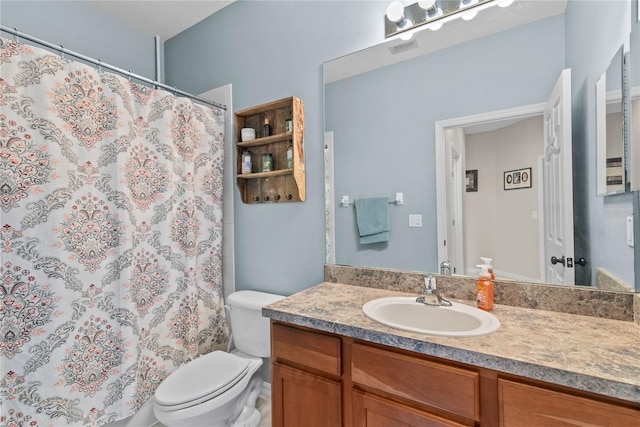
355;197;390;244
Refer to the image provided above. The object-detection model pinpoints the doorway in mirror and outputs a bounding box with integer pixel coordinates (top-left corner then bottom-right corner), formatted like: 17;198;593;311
436;70;575;285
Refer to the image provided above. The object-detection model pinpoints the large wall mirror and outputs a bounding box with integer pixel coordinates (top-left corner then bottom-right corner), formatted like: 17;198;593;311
324;0;638;292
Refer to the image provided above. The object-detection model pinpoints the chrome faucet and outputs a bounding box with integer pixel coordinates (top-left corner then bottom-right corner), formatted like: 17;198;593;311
416;275;452;307
440;260;451;276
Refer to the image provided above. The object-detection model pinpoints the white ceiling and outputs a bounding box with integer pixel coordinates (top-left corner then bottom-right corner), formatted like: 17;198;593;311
86;0;234;41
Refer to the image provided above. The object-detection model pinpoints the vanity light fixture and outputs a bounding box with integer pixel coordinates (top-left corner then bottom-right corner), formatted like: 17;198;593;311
384;0;514;39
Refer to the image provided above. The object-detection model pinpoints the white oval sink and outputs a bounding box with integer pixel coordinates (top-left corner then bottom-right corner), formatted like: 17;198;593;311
363;297;500;337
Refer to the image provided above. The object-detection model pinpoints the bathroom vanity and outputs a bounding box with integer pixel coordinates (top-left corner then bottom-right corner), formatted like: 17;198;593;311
264;282;640;427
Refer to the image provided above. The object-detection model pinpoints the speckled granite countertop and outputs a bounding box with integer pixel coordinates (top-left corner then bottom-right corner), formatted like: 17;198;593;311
263;282;640;404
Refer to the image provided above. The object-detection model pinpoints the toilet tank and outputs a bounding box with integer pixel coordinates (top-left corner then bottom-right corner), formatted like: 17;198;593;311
226;290;285;358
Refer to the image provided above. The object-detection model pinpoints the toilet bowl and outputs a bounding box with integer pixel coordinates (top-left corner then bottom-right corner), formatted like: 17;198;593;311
153;290;284;427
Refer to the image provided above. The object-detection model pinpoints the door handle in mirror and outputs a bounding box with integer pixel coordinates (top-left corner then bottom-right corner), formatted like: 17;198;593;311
550;255;566;266
575;257;588;267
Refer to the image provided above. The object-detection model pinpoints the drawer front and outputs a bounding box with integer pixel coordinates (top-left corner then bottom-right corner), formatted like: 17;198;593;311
353;390;472;427
498;379;640;427
272;322;341;376
351;343;480;421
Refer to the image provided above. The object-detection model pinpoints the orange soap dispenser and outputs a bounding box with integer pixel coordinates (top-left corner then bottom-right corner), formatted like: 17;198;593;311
476;264;494;311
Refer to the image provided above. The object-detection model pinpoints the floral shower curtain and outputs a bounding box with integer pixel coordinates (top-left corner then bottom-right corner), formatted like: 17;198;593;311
0;38;228;426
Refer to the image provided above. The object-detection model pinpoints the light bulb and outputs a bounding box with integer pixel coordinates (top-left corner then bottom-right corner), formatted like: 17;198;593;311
498;0;515;7
429;22;443;31
462;10;478;20
418;0;436;11
386;1;405;23
400;32;414;41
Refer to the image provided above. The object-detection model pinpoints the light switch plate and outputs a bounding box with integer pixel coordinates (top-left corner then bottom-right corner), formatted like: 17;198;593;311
409;214;422;227
627;216;634;247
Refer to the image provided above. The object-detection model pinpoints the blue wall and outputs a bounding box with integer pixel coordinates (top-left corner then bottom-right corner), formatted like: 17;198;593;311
165;1;390;295
0;1;156;77
166;0;636;292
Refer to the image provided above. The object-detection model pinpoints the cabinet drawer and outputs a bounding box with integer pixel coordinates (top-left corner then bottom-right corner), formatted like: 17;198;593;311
351;343;480;421
498;379;640;426
353;390;472;427
272;323;341;376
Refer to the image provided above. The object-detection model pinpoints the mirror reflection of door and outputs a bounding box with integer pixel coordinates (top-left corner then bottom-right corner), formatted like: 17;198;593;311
438;69;574;285
445;129;465;274
543;69;574;285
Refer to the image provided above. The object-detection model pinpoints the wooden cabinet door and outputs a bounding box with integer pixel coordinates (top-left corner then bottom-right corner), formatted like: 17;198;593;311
272;363;342;427
499;379;640;426
352;390;471;427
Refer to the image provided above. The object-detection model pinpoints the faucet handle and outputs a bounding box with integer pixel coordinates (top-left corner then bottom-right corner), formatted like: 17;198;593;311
424;274;436;291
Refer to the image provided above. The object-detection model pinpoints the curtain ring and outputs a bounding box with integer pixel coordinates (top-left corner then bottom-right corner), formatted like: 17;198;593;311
97;59;102;72
59;45;64;59
128;71;132;82
13;28;18;43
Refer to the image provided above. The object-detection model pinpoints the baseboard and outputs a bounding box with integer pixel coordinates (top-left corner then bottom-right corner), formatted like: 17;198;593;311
261;381;271;399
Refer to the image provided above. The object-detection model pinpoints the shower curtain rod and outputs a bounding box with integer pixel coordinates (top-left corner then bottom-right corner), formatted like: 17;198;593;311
0;25;227;111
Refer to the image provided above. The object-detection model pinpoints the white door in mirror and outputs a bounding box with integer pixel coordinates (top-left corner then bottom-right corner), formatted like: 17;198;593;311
543;69;574;285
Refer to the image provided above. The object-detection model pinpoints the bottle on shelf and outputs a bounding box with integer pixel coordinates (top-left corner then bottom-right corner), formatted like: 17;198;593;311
241;150;252;174
262;153;273;172
285;118;293;133
263;118;271;138
286;141;293;169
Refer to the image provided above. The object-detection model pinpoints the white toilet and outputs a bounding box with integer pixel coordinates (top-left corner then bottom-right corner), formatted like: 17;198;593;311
153;290;284;427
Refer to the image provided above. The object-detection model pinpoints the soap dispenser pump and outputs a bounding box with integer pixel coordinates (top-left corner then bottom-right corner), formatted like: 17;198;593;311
480;257;495;280
476;264;494;312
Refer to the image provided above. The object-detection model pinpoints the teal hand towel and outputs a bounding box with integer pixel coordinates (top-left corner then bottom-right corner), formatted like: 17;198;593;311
355;197;390;244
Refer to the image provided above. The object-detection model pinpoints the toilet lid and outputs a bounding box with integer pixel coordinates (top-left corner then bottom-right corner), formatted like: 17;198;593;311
154;351;250;408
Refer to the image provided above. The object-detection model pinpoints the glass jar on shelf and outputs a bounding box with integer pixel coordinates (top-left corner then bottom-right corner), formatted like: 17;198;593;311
262;153;273;172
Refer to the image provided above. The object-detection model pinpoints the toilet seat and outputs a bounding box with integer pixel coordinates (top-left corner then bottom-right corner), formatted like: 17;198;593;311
154;351;250;411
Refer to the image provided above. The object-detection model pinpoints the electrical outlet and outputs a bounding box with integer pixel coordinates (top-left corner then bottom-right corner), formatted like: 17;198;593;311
409;214;422;228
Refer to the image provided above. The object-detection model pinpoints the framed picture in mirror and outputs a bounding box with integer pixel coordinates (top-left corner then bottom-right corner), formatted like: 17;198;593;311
606;157;623;188
504;167;532;190
466;169;478;192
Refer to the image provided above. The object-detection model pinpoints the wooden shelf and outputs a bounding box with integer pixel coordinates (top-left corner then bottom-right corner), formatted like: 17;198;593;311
234;96;305;204
237;132;293;149
237;169;293;179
